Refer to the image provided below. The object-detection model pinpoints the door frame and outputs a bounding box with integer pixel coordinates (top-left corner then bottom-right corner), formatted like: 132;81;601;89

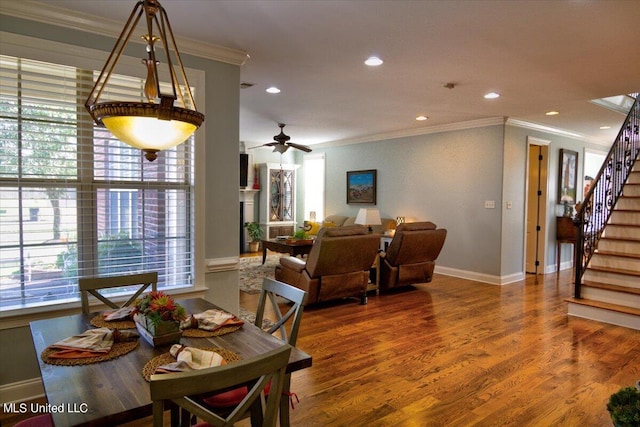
524;136;551;275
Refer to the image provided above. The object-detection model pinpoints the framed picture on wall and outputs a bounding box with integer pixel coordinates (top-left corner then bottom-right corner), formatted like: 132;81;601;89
558;149;578;205
347;169;377;204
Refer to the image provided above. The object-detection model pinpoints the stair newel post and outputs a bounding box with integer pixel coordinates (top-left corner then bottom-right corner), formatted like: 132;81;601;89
573;213;584;299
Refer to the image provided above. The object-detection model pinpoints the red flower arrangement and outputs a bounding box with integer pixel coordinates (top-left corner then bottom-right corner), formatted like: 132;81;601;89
134;291;186;326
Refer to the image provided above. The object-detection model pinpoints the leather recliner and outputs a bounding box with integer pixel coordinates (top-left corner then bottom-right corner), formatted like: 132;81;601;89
379;222;447;289
275;225;380;304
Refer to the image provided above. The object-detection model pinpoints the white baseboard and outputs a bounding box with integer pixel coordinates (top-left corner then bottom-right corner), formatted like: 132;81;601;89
435;266;525;285
552;260;574;275
567;302;640;331
0;377;44;404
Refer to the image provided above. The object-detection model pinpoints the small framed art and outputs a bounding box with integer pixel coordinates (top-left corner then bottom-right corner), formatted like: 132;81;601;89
558;149;578;205
347;169;377;204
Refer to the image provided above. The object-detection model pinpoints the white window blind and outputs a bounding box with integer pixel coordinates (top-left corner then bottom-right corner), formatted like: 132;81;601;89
0;55;195;311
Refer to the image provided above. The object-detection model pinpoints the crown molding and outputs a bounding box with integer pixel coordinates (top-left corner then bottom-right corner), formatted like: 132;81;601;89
312;116;612;149
506;118;609;146
317;117;506;148
0;0;249;66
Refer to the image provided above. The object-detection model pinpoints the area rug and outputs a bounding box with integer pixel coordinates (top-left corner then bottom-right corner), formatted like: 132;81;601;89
238;254;283;295
238;307;274;330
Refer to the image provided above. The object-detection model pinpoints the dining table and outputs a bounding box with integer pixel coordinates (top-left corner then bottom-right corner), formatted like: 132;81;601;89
29;297;313;427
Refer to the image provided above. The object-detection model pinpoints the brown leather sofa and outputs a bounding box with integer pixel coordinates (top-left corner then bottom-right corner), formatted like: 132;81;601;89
321;214;395;235
275;225;380;304
379;221;447;289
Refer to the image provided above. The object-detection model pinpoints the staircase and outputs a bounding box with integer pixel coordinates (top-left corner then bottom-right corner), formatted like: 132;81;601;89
567;94;640;330
566;161;640;329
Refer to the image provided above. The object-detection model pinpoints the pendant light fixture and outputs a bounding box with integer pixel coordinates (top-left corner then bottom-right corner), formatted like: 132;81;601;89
85;0;204;161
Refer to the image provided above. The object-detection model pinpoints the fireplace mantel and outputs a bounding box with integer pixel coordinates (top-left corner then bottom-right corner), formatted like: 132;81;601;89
240;188;259;202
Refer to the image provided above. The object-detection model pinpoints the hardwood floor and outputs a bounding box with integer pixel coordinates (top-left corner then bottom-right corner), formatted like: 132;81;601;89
273;271;639;426
4;270;638;426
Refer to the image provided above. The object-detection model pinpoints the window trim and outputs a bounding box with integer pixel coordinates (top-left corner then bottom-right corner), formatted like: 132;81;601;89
0;32;207;325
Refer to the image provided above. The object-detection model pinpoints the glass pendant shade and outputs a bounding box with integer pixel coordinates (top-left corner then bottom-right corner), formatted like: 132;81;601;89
102;115;197;159
85;0;204;161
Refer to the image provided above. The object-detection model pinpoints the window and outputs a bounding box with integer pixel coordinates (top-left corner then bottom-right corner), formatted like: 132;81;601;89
303;153;325;221
0;55;195;312
583;149;606;199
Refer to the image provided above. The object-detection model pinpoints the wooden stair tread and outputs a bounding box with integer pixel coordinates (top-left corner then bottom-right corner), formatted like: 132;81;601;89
607;223;640;228
565;297;640;316
594;250;640;259
599;236;640;243
587;265;640;276
582;280;640;295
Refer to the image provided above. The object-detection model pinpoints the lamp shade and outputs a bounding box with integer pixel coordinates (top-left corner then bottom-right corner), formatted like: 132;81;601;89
101;112;198;148
355;208;382;227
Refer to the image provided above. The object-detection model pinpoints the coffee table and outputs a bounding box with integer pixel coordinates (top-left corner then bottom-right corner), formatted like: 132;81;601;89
261;238;314;264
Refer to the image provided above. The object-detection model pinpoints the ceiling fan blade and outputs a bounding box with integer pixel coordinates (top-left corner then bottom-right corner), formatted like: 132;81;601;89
288;142;313;152
248;142;278;149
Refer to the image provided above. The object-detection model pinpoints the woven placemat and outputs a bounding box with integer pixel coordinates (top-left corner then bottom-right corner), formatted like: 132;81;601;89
142;347;241;381
90;314;135;330
181;324;242;338
41;341;139;366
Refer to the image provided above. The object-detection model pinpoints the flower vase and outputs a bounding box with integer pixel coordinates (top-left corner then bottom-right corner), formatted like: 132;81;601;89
133;313;182;347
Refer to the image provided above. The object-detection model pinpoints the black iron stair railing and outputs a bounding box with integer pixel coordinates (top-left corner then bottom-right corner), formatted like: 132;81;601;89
573;94;639;298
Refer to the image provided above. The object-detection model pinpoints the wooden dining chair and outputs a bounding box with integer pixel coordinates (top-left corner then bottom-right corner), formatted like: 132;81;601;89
255;277;309;347
150;344;292;427
78;271;158;315
12;414;54;427
203;278;308;427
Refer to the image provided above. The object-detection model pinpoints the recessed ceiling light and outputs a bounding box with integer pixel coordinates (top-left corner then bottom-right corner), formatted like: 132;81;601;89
266;87;281;94
365;56;383;66
416;115;428;121
546;111;559;116
484;92;500;99
600;126;611;130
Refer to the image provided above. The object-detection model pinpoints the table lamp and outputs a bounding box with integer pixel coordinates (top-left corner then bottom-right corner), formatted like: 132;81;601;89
355;208;381;232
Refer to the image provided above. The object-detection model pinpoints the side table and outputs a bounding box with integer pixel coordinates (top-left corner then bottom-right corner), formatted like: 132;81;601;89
556;216;577;275
261;239;314;264
367;252;380;295
367;235;394;296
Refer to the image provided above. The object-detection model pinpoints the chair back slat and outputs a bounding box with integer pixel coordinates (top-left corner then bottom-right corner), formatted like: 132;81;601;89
78;272;158;315
255;278;308;346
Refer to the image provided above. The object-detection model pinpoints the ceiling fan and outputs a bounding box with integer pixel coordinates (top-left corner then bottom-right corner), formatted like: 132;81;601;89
251;123;312;154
